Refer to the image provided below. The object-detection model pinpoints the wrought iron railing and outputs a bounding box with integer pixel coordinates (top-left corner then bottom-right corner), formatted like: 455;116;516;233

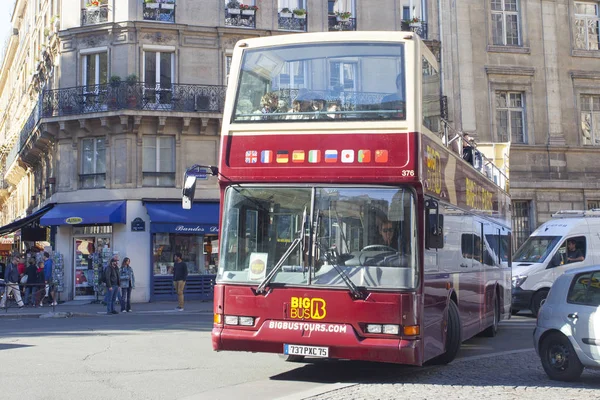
81;5;109;25
278;14;307;31
41;82;226;117
401;21;428;39
328;16;356;31
143;2;176;23
225;9;256;28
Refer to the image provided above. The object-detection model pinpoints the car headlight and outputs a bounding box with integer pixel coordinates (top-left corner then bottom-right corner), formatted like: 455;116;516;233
512;275;527;288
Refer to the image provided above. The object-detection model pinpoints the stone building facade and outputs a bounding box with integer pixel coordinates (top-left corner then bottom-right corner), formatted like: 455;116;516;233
0;0;436;302
440;0;600;248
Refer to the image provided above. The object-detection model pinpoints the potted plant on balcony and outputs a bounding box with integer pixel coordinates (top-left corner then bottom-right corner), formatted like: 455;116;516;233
144;0;159;9
240;4;258;16
293;8;307;19
126;74;138;108
51;15;60;31
86;0;100;8
407;16;421;27
335;11;351;22
162;0;175;10
280;7;292;18
227;0;241;15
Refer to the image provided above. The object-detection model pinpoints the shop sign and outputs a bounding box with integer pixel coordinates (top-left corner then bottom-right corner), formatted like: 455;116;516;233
0;233;14;244
131;217;146;232
66;217;83;224
174;225;219;233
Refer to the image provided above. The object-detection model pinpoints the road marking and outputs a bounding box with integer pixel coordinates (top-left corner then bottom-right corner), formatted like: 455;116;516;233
274;383;357;400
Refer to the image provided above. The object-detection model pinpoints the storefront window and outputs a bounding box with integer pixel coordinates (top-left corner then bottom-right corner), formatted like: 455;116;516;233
153;233;218;276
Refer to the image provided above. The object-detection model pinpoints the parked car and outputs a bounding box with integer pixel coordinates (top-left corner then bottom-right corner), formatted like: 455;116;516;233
533;265;600;381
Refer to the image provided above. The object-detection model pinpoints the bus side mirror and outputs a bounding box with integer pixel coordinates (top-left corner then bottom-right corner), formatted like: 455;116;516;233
182;174;197;210
425;200;444;249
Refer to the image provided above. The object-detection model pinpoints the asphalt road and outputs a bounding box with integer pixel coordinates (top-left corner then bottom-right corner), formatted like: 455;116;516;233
1;312;596;399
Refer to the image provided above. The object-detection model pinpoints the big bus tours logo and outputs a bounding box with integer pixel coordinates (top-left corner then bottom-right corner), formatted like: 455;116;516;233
290;297;327;320
425;145;442;195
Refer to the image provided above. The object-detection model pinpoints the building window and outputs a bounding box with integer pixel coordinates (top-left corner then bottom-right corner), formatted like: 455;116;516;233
496;91;525;143
143;51;174;107
225;0;257;28
328;0;356;31
491;0;520;46
225;55;232;85
512;200;531;250
143;0;176;23
82;52;108;110
587;199;600;209
278;0;307;31
581;94;600;145
574;2;600;50
80;138;106;189
81;0;108;25
143;136;175;187
330;61;357;91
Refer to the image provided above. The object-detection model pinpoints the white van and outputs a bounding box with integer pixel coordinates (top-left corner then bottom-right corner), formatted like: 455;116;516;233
512;210;600;316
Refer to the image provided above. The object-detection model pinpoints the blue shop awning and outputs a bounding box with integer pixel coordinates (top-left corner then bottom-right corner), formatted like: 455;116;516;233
0;203;54;235
40;201;126;226
145;202;219;233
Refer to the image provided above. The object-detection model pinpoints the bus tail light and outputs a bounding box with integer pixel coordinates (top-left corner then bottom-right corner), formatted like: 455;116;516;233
366;324;400;335
403;325;420;336
224;315;255;326
214;313;222;324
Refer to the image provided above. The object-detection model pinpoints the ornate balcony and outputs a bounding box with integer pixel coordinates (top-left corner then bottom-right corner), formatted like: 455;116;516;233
81;5;109;25
143;2;176;23
278;14;307;31
401;21;428;40
225;9;256;28
41;82;226;117
328;16;356;31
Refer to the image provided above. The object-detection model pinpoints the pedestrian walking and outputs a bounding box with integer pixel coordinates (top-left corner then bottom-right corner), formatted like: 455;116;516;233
105;257;121;314
173;252;188;311
24;259;38;306
0;256;24;309
36;261;45;307
119;257;135;312
43;252;57;306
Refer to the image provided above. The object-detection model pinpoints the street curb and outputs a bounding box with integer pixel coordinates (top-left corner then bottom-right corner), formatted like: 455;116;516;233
0;309;213;319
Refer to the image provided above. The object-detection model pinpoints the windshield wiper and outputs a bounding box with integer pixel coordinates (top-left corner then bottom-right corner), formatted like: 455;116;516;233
323;246;366;300
256;208;307;295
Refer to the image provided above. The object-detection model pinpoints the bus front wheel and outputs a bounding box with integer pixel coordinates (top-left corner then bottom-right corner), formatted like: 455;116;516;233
427;300;461;365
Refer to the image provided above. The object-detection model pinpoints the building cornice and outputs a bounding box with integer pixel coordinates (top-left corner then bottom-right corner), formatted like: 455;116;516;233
485;65;535;76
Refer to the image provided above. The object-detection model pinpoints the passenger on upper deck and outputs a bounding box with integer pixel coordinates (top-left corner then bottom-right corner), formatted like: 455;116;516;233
462;133;475;166
380;73;405;118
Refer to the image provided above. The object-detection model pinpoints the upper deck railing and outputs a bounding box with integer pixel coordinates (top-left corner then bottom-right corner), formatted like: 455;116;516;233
440;119;510;193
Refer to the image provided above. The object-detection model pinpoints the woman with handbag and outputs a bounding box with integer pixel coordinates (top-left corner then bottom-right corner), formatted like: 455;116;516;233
119;258;135;312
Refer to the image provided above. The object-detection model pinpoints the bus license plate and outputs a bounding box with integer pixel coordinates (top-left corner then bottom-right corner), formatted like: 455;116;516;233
284;344;329;358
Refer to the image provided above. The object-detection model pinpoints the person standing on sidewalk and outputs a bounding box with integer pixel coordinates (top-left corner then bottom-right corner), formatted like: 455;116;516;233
119;257;135;312
43;252;57;306
105;257;121;314
0;256;24;309
24;259;38;306
173;253;188;311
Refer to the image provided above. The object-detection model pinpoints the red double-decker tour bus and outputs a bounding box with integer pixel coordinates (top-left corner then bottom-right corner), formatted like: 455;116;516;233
183;31;511;365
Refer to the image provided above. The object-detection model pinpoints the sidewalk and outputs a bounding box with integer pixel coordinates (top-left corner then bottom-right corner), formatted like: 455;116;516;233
0;299;214;319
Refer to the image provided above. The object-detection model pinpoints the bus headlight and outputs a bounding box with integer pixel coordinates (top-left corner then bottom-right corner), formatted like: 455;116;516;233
512;275;528;288
366;324;401;335
224;315;255;326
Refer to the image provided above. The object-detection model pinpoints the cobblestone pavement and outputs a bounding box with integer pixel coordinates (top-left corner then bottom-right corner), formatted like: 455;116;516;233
306;349;600;400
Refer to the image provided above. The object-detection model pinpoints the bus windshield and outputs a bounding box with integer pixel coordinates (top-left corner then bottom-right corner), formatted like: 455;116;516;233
218;186;417;289
233;43;406;122
513;235;561;263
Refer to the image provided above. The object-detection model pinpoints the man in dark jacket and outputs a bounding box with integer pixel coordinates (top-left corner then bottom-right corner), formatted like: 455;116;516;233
173;252;188;311
24;260;38;306
105;257;121;314
0;256;24;309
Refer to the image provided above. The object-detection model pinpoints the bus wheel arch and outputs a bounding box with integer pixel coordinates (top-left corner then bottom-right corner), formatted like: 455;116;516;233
481;285;500;337
427;297;461;365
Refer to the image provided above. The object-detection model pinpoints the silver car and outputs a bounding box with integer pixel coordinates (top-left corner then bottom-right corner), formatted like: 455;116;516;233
534;265;600;381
